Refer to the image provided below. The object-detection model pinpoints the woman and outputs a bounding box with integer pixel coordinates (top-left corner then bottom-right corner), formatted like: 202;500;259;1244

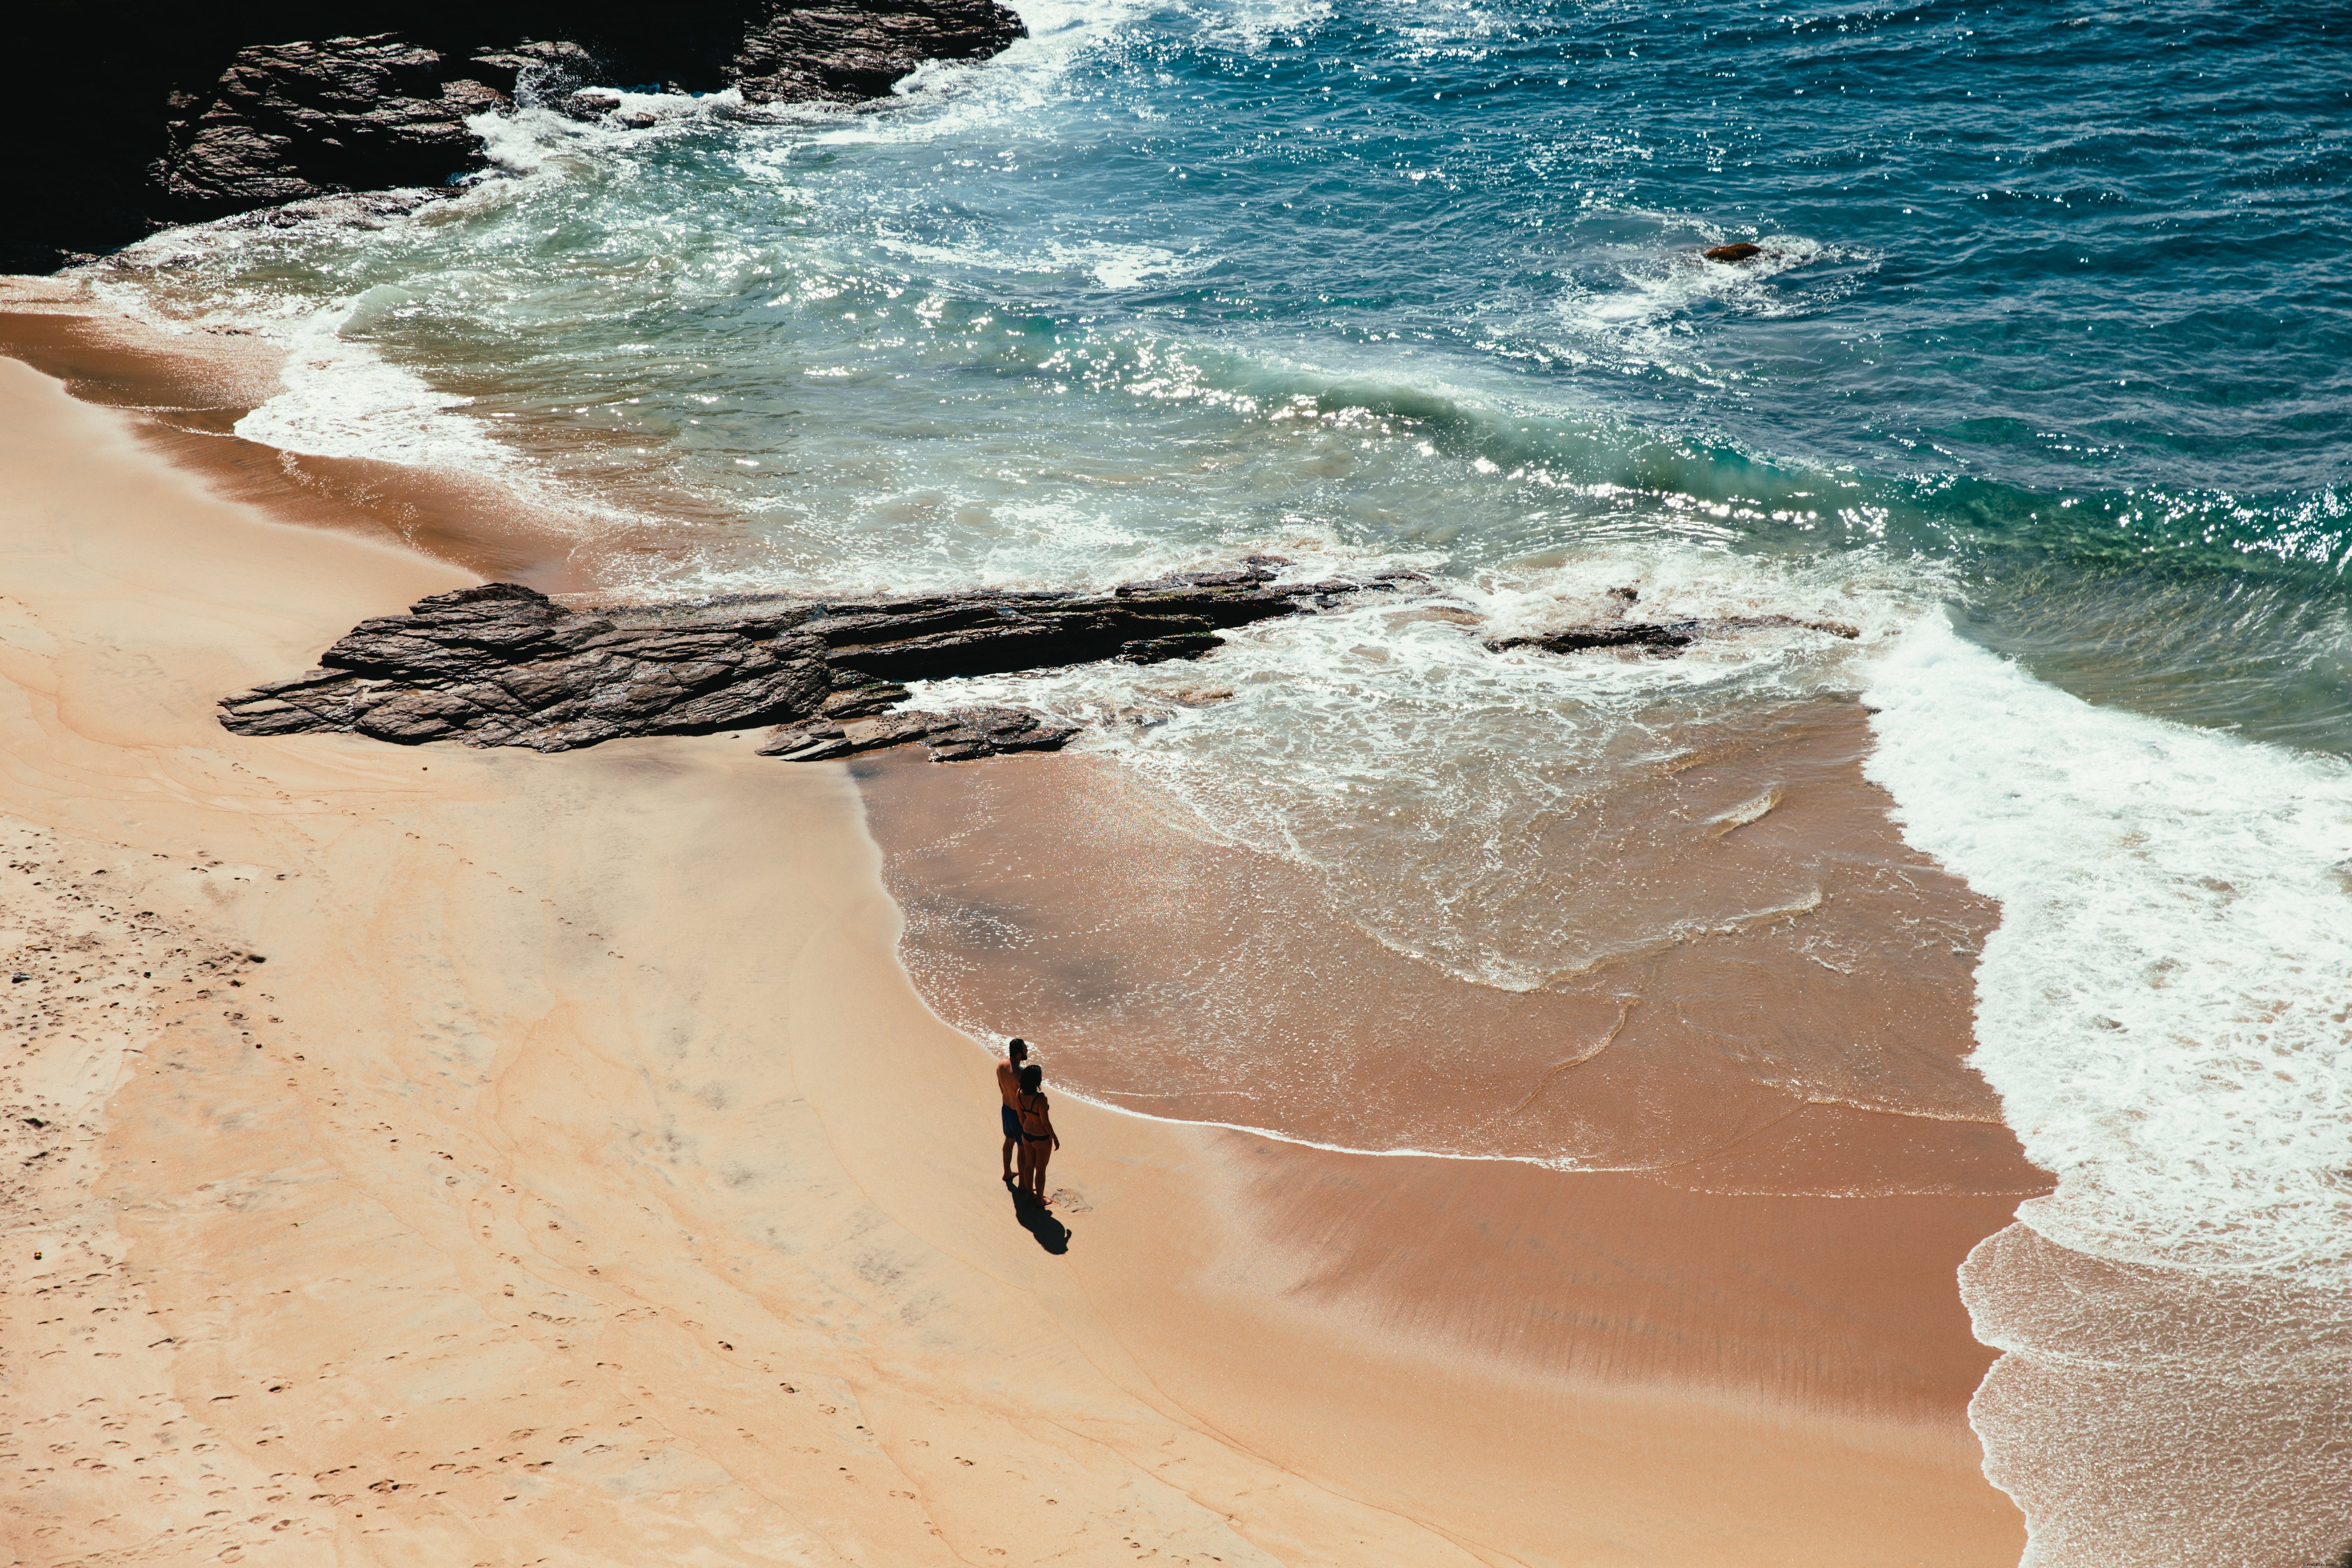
1013;1061;1060;1204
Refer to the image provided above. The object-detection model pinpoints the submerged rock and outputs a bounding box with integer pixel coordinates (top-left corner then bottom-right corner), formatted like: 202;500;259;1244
1488;613;1860;657
221;564;1403;760
1491;621;1701;654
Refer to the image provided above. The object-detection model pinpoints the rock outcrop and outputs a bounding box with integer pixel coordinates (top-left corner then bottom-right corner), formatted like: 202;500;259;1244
14;1;1025;270
219;564;1405;761
1481;582;1858;655
731;0;1028;103
1488;613;1860;657
156;37;539;217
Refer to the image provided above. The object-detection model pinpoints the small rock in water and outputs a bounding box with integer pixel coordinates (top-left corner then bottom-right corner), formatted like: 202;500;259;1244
1492;622;1700;655
1488;612;1859;658
1704;242;1765;264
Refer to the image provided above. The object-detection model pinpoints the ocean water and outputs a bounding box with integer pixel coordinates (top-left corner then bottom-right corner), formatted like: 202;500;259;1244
78;0;2351;1560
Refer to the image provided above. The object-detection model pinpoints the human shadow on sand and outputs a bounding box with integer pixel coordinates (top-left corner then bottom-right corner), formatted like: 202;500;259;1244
1008;1185;1070;1254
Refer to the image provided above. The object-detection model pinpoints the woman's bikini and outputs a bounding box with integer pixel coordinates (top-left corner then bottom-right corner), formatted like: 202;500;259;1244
1017;1090;1053;1144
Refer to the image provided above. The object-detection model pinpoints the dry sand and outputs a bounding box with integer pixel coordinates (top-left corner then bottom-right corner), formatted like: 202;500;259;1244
0;336;2030;1565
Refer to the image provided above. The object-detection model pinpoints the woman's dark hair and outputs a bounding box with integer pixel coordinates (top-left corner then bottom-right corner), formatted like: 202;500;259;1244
1019;1063;1043;1093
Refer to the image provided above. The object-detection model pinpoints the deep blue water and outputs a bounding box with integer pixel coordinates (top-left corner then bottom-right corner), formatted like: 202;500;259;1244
1043;0;2351;496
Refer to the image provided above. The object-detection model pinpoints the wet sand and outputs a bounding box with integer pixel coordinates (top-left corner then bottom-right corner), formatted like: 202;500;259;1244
861;740;2050;1414
861;732;2047;1194
0;278;655;594
1;312;2033;1564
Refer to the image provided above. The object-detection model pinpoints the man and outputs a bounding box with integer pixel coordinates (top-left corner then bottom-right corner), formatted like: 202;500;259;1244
995;1038;1029;1185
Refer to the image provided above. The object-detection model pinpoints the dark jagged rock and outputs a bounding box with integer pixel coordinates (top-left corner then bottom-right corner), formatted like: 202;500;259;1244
560;91;626;120
732;0;1027;104
774;557;1353;685
754;703;1078;763
1119;631;1224;664
157;36;514;217
460;41;600;97
221;563;1403;760
1488;612;1861;657
1493;621;1701;654
756;708;937;761
219;582;832;750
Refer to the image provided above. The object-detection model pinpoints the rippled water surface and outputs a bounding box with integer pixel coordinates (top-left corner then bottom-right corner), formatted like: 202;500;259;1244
82;2;2352;1562
103;0;2352;725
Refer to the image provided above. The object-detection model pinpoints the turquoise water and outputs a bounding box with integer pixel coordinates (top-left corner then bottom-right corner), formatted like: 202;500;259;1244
86;3;2352;1562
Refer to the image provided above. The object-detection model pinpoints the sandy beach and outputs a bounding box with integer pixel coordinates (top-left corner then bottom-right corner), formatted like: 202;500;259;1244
1;308;2034;1565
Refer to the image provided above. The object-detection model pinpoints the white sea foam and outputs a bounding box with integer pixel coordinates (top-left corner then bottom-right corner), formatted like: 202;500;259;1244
1864;613;2352;1275
846;0;1156;139
76;224;522;473
233;297;515;470
905;539;1929;990
468;88;748;179
1544;231;1870;384
1571;236;1834;329
1201;0;1335;51
872;236;1215;291
1864;612;2352;1563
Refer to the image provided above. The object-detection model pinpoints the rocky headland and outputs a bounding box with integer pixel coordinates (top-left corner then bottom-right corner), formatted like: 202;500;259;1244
13;1;1025;272
219;567;1875;766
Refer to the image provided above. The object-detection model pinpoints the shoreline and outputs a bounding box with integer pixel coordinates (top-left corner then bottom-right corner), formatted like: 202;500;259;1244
858;735;2047;1200
0;303;2033;1562
0;278;626;594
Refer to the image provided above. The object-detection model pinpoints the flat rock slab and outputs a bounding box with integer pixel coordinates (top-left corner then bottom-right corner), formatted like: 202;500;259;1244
759;707;1081;763
1487;613;1859;657
219;562;1406;760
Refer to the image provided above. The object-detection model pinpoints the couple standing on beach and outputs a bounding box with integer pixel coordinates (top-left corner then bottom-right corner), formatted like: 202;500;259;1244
996;1038;1061;1204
